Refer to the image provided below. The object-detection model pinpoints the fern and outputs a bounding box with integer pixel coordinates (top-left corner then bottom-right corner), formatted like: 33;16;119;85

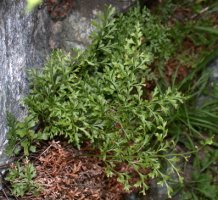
6;6;185;195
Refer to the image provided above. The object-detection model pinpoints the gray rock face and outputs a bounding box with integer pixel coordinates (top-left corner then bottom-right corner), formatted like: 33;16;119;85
49;0;134;51
0;0;52;159
209;58;218;81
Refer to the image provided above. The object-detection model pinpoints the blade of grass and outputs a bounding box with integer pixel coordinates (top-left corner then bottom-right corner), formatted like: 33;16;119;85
195;26;218;35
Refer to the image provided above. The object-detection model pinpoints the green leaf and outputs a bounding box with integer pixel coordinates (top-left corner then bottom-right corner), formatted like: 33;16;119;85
201;136;214;146
195;26;218;35
21;140;30;156
29;145;36;153
37;133;48;140
17;129;27;138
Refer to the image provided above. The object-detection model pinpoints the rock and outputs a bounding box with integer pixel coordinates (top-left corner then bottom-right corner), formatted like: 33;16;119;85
0;0;52;159
208;57;218;81
49;0;134;51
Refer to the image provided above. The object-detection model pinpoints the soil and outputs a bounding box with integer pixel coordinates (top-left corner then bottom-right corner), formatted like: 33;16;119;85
1;141;144;200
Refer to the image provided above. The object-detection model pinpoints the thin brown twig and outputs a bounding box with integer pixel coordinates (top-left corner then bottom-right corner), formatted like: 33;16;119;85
190;6;209;19
39;143;53;157
2;182;19;200
1;188;9;200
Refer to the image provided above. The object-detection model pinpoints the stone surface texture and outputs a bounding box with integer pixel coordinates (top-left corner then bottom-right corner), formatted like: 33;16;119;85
0;0;52;158
49;0;133;50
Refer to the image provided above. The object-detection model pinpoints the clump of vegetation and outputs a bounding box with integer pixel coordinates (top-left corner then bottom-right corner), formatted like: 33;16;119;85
5;1;218;199
6;6;185;196
5;160;40;197
6;5;186;197
154;1;218;199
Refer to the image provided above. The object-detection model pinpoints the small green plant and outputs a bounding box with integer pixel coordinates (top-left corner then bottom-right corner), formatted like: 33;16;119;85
153;1;218;199
5;160;40;197
173;147;218;200
6;114;48;156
